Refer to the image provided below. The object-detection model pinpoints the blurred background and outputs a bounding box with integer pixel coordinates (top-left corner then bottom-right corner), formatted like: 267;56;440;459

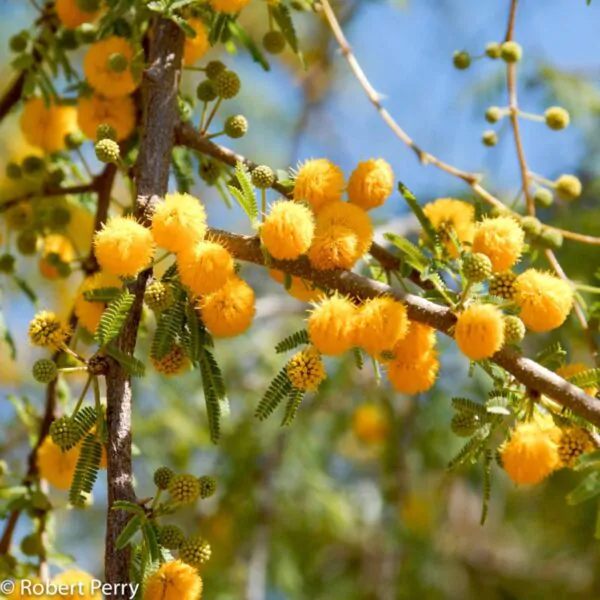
1;0;600;598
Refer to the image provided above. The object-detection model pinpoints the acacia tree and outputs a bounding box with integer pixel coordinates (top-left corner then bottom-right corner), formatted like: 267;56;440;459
0;0;599;598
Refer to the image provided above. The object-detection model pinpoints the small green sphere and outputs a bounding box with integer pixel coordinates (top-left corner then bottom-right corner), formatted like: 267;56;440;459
196;80;217;103
555;174;582;201
169;474;201;504
9;33;28;53
462;252;492;283
16;230;39;255
533;187;553;208
96;123;117;142
453;50;471;70
59;29;79;51
199;160;221;186
205;60;226;80
20;534;42;557
224;114;248;139
49;415;76;450
159;525;185;550
545;106;570;131
30;490;51;511
180;535;212;567
47;166;68;188
5;162;22;180
0;254;16;274
520;216;542;236
503;315;526;345
500;41;522;63
65;130;85;150
144;281;174;313
32;359;58;384
198;475;217;499
95;139;120;164
485;42;501;59
107;52;129;73
251;165;275;189
153;466;175;490
482;130;498;147
49;206;72;229
76;23;98;45
22;155;45;176
451;412;480;437
263;30;286;55
213;70;241;99
537;227;564;250
485;106;502;124
76;0;101;13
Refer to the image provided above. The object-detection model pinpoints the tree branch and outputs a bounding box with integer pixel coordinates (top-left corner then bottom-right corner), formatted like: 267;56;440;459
103;18;184;593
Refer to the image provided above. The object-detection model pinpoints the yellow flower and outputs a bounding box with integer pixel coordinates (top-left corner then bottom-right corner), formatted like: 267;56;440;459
183;18;210;65
557;427;595;468
36;436;80;490
352;404;389;444
177;240;234;296
52;570;102;600
307;224;360;271
151;345;189;376
347;158;394;210
556;363;598;397
269;269;324;303
454;303;505;360
39;234;76;280
77;93;136;141
152;192;207;254
286;346;326;391
316;201;373;256
20;98;77;153
387;350;439;394
28;310;70;349
209;0;252;14
94;216;155;277
422;198;475;257
355;297;408;357
500;421;561;485
307;294;357;356
293;159;345;212
143;560;203;600
387;320;436;363
74;271;122;334
472;216;524;272
261;200;315;260
515;269;574;332
84;36;139;98
55;0;101;29
198;277;255;337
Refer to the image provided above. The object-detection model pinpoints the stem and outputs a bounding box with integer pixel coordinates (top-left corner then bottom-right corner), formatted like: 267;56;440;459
261;189;267;222
201;97;222;136
70;375;93;417
76;147;94;180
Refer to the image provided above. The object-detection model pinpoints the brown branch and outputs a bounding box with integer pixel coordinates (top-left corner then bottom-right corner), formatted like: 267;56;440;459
103;18;184;593
0;183;96;214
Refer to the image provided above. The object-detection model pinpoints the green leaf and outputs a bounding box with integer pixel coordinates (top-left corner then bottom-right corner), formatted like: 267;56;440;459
535;342;566;368
275;329;310;354
209;14;230;46
112;500;148;517
69;434;102;507
229;162;258;222
563;368;600;390
12;275;37;304
171;15;197;38
566;471;600;505
383;233;429;272
281;387;304;426
182;303;209;363
353;347;364;370
255;366;293;421
573;450;600;472
171;146;194;194
142;522;161;563
0;311;16;360
271;4;300;54
95;290;135;347
105;345;146;377
83;287;122;303
447;429;489;471
398;181;438;244
116;515;143;550
151;297;186;359
480;449;493;525
227;20;270;71
199;348;227;443
451;397;489;418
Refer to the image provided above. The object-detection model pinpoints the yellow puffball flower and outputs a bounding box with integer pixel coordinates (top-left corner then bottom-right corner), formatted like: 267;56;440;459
94;216;155;277
143;560;203;600
55;0;101;29
261;200;315;260
151;345;189;376
20;98;77;154
472;216;525;272
152;192;207;254
36;436;80;490
387;320;436;363
316;201;373;256
199;277;256;338
387;350;439;395
556;363;598;397
77;93;136;141
352;404;389;444
183;18;210;65
347;158;394;210
422;198;475;257
52;570;102;600
454;303;505;360
28;310;70;349
209;0;252;14
355;296;408;357
286;346;326;391
177;240;234;296
39;234;76;280
500;421;561;485
84;36;139;98
307;224;360;271
74;271;123;334
557;427;595;468
515;269;574;332
293;158;345;212
307;293;357;356
269;269;325;303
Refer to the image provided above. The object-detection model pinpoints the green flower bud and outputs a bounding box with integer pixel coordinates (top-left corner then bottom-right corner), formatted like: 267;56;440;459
500;41;522;63
196;80;217;103
76;23;98;45
251;165;275;189
169;474;201;504
17;230;39;255
21;155;45;175
57;261;72;278
107;52;129;73
451;412;480;437
32;358;58;384
485;42;501;59
0;254;16;274
482;130;498;147
224;114;248;139
76;0;101;13
533;187;553;208
198;475;217;499
205;60;226;80
5;162;22;180
263;30;286;54
49;416;76;450
555;174;582;200
213;70;241;99
462;252;492;283
159;525;185;550
545;106;570;131
453;50;471;70
9;33;28;53
95;139;120;164
537;228;563;250
485;106;502;124
20;534;42;557
199;160;221;185
65;130;85;149
59;30;79;51
520;216;542;236
96;123;117;142
503;315;525;345
153;466;175;490
180;535;212;567
144;281;174;313
49;206;72;229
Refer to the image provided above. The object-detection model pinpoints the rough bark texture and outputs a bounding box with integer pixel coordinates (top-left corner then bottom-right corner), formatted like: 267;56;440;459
104;18;184;592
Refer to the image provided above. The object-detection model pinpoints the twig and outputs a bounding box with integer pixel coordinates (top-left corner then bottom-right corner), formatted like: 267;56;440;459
0;183;96;213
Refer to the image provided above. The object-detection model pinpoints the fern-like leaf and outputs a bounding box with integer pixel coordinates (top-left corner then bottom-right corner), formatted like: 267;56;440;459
69;406;98;448
383;233;429;272
353;347;364;370
535;342;566;368
198;348;227;443
275;329;309;354
255;366;293;421
451;397;489;418
447;430;489;471
228;162;258;222
83;287;122;303
105;345;146;377
480;449;493;525
182;303;212;363
151;299;185;360
398;181;438;244
563;368;600;391
271;3;299;53
69;434;102;507
281;388;304;427
95;290;135;347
